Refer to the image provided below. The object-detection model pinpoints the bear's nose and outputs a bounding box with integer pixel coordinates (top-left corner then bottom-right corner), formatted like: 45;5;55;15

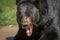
22;23;28;27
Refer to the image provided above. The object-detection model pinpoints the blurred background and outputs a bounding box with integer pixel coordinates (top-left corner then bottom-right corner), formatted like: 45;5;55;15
0;0;18;40
0;0;17;28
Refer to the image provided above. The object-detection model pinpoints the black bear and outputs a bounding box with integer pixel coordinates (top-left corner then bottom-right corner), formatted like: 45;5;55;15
14;0;60;40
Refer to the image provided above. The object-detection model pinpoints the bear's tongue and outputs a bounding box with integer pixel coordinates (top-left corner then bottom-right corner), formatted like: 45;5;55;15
26;25;32;36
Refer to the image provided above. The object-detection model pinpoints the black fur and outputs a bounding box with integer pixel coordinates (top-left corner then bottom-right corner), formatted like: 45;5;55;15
14;0;60;40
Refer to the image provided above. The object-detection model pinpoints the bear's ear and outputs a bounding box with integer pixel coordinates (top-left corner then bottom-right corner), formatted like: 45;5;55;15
35;0;48;11
16;0;35;5
34;0;41;8
16;0;22;5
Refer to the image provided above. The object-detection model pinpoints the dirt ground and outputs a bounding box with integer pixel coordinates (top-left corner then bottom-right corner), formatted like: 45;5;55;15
0;25;19;40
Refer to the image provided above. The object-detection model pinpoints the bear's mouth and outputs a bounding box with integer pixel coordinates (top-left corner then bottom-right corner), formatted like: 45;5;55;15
21;16;33;36
26;24;33;36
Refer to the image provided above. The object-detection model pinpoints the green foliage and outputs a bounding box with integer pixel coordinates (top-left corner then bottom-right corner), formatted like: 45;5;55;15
0;0;17;27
